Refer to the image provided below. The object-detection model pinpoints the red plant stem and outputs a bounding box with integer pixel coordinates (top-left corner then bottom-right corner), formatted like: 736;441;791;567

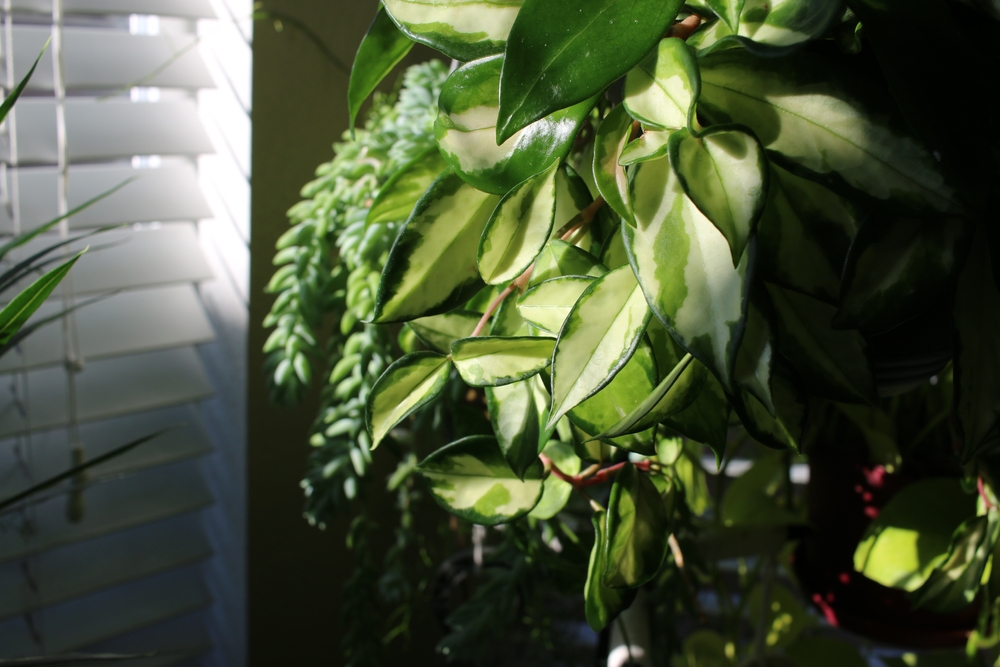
979;476;996;509
540;453;651;489
470;283;516;337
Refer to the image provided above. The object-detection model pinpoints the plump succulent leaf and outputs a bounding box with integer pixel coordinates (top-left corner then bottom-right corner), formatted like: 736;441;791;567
382;0;522;61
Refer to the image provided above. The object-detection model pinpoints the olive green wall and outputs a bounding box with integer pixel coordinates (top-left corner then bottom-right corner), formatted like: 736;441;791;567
248;3;440;663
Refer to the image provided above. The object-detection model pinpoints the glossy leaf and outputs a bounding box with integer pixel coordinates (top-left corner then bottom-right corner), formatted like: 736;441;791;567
548;265;652;428
366;351;452;449
529;439;580;519
585;510;637;631
451;336;555;387
496;0;683;142
668;125;768;263
707;0;743;31
765;283;877;405
408;310;481;353
528;240;606;287
604;463;670;588
516;276;595;334
625;156;751;389
417;435;545;525
619;130;671;166
730;364;808;451
486;375;549;479
478;162;558;285
623;38;700;131
435;56;595;195
348;7;414;133
756;165;859;304
954;236;1000;463
382;0;522;61
910;512;1000;614
696;0;844;53
698;49;961;215
593;104;635;226
372;170;500;323
836;217;973;334
662;370;730;462
367;148;448;226
596;353;698;440
490;293;531;337
0;251;83;346
854;478;976;591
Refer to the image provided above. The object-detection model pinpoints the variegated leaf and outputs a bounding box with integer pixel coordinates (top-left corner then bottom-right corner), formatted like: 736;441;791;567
382;0;522;61
366;351;452;449
517;276;595;334
486;375;549;479
373;170;500;323
408;310;481;353
435;55;596;195
593;104;635;226
549;265;653;427
624;156;751;390
662;369;730;462
619;129;671;166
585;510;637;631
604;463;670;588
528;240;607;287
529;439;580;520
699;49;961;214
490;292;531;337
599;226;629;270
624;38;700;131
707;0;743;31
478;162;558;285
367;148;448;226
737;0;842;48
596;353;698;440
451;336;555;387
417;435;545;525
668;125;768;263
910;512;1000;614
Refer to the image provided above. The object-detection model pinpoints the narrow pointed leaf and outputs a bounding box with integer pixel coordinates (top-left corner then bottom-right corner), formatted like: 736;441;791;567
529;439;580;519
619;130;671;166
730;364;808;451
408;310;481;353
593;104;635;226
596;353;698;440
699;49;961;214
366;351;452;449
623;38;700;132
604;463;670;588
516;276;595;334
0;251;83;345
367;148;448;226
486;374;549;479
348;7;414;132
382;0;522;61
549;265;652;427
372;170;500;323
498;0;684;142
451;336;555;387
478;162;558;285
528;240;606;287
416;435;545;525
436;55;596;195
668;125;768;264
585;509;637;631
765;283;877;404
624;156;751;389
954;236;1000;463
0;41;47;125
662;370;730;462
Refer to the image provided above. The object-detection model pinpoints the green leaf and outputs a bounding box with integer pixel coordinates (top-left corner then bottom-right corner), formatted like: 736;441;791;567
698;49;961;215
373;170;500;323
720;450;797;527
348;7;414;133
668;125;768;263
529;439;580;519
548;265;652;427
954;236;1000;463
367;148;448;226
435;56;596;195
0;251;83;346
854;478;976;591
765;283;877;405
729;364;808;451
496;0;684;142
604;463;670;588
593;104;635;226
835;217;973;334
596;353;701;440
623;38;700;132
585;510;637;631
408;310;481;353
382;0;522;61
528;240;606;287
662;370;730;462
477;162;558;285
516;276;595;334
0;42;46;126
672;444;712;516
486;375;548;479
701;0;844;52
417;435;545;525
909;511;1000;614
733;294;775;414
624;156;751;389
599;225;629;270
756;164;858;304
619;129;671;166
366;351;452;449
490;292;531;336
707;0;743;31
451;336;555;387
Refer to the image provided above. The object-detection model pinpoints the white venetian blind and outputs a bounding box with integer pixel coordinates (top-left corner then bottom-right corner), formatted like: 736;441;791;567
0;0;249;664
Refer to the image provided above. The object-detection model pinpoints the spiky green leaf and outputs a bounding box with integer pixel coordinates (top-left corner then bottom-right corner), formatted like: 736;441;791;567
0;251;83;346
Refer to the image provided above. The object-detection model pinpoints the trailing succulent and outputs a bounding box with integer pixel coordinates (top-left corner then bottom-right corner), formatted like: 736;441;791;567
268;0;1000;663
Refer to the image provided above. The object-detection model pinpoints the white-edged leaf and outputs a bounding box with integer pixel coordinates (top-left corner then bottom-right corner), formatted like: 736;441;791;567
624;37;700;131
516;275;595;334
486;375;549;480
451;336;555;387
593;104;635;226
408;310;481;353
595;353;697;440
366;351;452;449
382;0;522;61
367;148;448;226
529;439;580;519
528;239;606;287
619;129;671;166
707;0;744;31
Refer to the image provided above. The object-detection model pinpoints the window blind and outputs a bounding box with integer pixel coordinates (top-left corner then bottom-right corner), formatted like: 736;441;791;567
0;0;249;664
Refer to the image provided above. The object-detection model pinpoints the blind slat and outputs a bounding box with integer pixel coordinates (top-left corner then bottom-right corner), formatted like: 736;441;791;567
9;0;215;18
